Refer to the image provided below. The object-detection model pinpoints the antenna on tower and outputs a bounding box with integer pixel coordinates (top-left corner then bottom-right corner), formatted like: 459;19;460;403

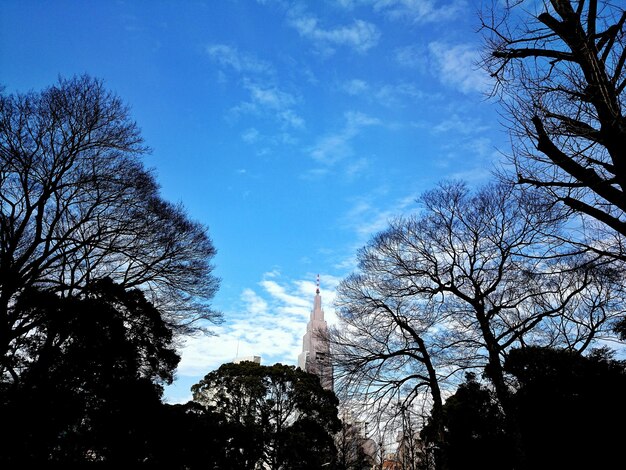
316;273;320;294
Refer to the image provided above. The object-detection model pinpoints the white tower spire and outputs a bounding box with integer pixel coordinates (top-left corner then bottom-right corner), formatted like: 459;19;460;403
298;274;333;390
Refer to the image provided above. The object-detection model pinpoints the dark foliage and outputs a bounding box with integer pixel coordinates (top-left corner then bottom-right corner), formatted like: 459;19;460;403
421;373;514;470
422;347;626;470
0;75;220;384
145;401;233;469
505;346;626;469
0;279;179;467
192;361;341;469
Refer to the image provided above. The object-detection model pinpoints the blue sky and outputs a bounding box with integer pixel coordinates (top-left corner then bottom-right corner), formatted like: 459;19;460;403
1;0;509;403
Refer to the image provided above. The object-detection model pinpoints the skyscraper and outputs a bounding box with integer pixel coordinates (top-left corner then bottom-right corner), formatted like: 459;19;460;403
298;275;333;391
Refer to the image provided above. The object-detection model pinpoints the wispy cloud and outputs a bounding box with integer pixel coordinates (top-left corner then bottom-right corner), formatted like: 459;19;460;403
341;79;431;107
287;10;380;55
394;44;427;71
428;41;491;94
447;136;498;182
241;288;268;314
308;111;381;167
343;79;370;95
343;192;418;239
206;44;273;75
370;0;466;24
336;0;466;24
235;81;305;129
241;127;260;143
375;82;428;106
206;43;305;135
259;279;311;312
333;190;421;270
431;114;490;135
246;82;296;109
346;157;370;178
423;133;499;186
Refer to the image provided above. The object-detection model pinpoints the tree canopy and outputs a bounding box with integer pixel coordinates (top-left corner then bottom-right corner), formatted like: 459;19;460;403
421;347;626;470
192;361;341;470
421;373;512;470
0;279;180;466
504;346;626;469
0;75;220;384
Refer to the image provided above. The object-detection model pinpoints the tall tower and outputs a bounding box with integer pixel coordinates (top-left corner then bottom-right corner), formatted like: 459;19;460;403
298;275;333;391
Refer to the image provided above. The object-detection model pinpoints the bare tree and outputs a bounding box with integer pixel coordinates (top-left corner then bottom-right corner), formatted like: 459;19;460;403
482;0;626;260
332;182;622;465
0;76;220;382
335;411;376;470
394;402;428;470
332;267;464;470
391;182;619;408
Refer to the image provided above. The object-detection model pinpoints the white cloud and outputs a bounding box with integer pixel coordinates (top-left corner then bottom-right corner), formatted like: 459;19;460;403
448;136;498;181
341;79;431;107
308;111;381;166
431;134;499;183
395;44;427;70
335;0;358;7
172;327;235;378
206;44;273;75
278;109;306;129
172;272;341;390
232;81;305;130
247;82;297;109
343;79;370;95
241;127;260;143
331;190;421;272
343;192;419;239
428;41;491;94
371;0;466;24
375;82;427;106
264;269;281;278
259;279;311;310
288;12;380;54
432;114;491;135
300;167;331;180
310;134;354;165
207;43;305;133
346;157;370;178
241;288;269;314
345;110;381;128
335;0;466;24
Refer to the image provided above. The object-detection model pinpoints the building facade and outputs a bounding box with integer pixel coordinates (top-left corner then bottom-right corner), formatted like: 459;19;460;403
298;275;333;391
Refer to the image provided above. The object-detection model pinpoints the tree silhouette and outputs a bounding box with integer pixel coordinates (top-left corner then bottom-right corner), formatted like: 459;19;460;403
0;279;179;466
504;346;626;469
0;75;220;384
333;181;623;469
483;0;626;261
421;347;626;470
192;361;341;470
421;373;513;470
